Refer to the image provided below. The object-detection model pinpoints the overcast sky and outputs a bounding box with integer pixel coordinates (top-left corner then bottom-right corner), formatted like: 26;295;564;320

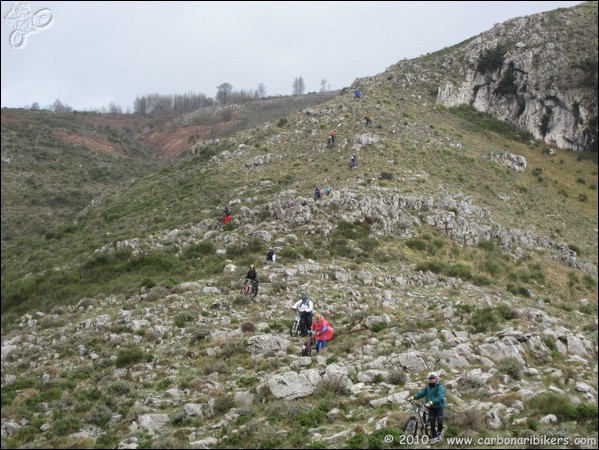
1;1;583;111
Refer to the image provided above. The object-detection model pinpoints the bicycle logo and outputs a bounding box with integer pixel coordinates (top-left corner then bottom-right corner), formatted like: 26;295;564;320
4;2;54;49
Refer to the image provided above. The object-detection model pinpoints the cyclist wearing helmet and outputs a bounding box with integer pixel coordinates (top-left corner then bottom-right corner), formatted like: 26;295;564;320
245;264;258;286
408;372;446;444
292;293;313;336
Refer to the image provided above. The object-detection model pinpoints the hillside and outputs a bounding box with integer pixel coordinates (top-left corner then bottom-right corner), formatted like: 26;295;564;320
1;3;597;449
0;93;337;253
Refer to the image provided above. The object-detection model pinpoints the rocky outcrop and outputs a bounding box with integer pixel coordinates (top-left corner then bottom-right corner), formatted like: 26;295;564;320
436;5;597;152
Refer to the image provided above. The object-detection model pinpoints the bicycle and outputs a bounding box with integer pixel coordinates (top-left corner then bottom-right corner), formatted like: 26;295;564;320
290;311;302;337
241;280;258;299
403;399;432;438
300;331;315;356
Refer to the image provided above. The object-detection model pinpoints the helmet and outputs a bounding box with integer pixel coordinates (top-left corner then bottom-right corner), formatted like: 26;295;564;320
250;264;255;269
314;313;322;320
428;372;437;380
301;293;308;301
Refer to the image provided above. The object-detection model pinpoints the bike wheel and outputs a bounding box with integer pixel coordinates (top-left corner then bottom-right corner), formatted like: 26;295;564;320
251;284;258;299
403;417;418;436
290;319;300;337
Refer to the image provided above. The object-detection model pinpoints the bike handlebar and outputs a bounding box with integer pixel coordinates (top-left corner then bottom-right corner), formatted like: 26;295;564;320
406;399;430;410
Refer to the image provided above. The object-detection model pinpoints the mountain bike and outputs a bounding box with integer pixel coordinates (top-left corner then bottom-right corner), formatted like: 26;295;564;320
300;331;315;356
241;280;258;299
403;399;432;439
290;311;302;337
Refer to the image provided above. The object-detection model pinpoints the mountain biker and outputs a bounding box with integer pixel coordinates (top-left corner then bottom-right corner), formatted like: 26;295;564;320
326;135;333;148
266;248;276;262
311;313;333;354
314;186;321;199
245;264;258;294
350;154;357;169
330;130;336;144
223;206;232;225
408;372;446;444
364;115;372;126
324;185;332;196
354;89;361;98
291;293;313;336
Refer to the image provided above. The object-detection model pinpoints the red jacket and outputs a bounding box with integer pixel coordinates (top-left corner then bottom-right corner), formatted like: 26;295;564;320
311;318;333;340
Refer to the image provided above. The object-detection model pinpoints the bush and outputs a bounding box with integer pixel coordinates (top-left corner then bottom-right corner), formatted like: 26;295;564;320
496;357;523;380
107;380;131;396
444;425;460;438
174;311;195;328
212;393;235;416
240;321;256;332
387;369;406;386
314;375;350;396
297;408;325;428
574;403;598;430
527;393;575;420
115;347;143;368
51;415;81;437
477;45;507;73
468;307;496;333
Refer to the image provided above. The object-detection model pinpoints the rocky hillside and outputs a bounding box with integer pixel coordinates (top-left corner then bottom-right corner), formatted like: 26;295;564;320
1;3;597;449
436;1;598;152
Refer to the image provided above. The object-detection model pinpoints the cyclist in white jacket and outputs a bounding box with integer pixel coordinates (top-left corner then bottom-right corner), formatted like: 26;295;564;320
291;293;313;336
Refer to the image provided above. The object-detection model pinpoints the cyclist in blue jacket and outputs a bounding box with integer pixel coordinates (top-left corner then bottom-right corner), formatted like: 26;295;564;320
409;373;446;444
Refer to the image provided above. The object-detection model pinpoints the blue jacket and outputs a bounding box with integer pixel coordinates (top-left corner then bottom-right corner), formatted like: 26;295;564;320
413;381;446;408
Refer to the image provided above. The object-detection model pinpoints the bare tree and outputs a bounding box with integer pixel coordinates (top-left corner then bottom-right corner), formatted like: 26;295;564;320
50;98;72;113
109;103;122;114
292;76;305;96
216;82;233;105
256;83;267;99
320;79;330;93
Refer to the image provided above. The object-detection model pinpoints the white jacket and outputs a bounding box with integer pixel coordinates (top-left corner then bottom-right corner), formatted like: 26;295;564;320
292;298;313;313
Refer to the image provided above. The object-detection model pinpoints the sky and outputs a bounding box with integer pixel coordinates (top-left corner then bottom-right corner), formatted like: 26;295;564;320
1;1;583;111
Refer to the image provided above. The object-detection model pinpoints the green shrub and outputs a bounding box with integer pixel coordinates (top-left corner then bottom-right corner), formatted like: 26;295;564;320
415;261;445;274
478;45;507;73
107;380;131;396
531;168;542;177
297;408;325;428
496;357;523;380
574;403;598;430
371;322;388;333
115;347;143;368
212;393;235;416
444;425;460;438
174;311;195;328
527;393;575;419
477;240;496;251
406;239;427;251
51;415;82;437
527;418;538;431
369;427;403;448
387;369;407;386
183;240;216;259
468;307;496;333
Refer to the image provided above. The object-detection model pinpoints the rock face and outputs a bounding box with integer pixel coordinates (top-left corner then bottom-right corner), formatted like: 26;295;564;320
436;4;597;152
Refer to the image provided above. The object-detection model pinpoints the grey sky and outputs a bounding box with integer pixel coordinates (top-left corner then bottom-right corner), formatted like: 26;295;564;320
1;1;582;111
